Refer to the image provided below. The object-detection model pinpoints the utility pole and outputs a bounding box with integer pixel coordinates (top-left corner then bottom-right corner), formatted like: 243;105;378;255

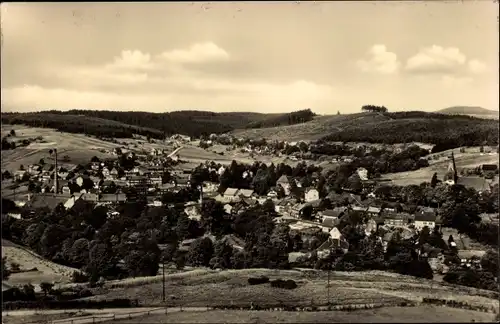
162;258;166;303
53;148;58;197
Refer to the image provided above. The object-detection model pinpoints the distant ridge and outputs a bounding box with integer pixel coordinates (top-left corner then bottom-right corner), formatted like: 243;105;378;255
436;106;499;116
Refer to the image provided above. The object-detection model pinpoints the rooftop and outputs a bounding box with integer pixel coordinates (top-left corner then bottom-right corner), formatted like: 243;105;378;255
224;188;239;196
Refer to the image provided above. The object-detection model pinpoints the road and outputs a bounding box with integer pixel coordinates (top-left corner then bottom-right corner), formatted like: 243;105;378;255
5;307;207;324
167;146;183;159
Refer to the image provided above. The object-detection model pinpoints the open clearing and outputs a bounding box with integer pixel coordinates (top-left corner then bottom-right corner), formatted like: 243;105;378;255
85;268;499;313
114;306;496;323
1;125;119;170
382;151;499;186
2;239;78;287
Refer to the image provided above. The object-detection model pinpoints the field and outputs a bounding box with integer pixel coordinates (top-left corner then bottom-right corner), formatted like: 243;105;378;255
1;125;120;171
115;306;497;323
231;114;382;142
2;239;78;287
84;269;499;313
381;150;499;186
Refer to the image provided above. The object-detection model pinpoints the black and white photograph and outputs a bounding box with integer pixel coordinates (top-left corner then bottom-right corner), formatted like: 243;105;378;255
1;2;499;323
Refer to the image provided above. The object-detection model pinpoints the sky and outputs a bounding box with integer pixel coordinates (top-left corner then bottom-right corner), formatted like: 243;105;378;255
1;1;498;114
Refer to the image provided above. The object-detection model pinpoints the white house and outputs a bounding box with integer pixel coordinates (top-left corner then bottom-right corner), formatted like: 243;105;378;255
222;188;240;203
267;190;278;199
276;175;292;196
304;188;319;202
356;168;369;181
414;210;437;231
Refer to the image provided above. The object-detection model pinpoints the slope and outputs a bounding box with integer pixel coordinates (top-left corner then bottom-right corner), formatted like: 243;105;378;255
437;106;499;116
2;239;79;286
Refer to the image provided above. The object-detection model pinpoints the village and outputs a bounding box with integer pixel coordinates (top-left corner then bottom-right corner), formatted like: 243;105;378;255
2;131;498;282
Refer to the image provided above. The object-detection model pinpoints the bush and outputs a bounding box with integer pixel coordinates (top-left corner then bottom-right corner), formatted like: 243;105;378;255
72;271;89;283
270;279;298;290
247;276;270;285
10;262;20;272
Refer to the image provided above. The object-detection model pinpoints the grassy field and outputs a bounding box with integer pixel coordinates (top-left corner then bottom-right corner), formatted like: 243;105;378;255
231;114;381;142
1;125;119;171
2;239;78;287
381;151;498;186
114;307;497;323
84;269;499;313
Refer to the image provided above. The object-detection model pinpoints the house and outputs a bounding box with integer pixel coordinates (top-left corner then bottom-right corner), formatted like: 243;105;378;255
102;167;110;178
63;193;90;211
109;168;119;179
383;212;413;227
222;187;240;203
304;188;319;203
321;217;339;232
320;207;348;222
28;164;41;173
414;210;437;231
276;175;292;195
81;193;99;202
238;189;254;199
14;170;27;181
128;175;149;187
357;167;369;181
457;250;486;268
364;219;377;236
99;193;127;204
91;162;100;171
202;181;219;193
223;204;233;214
149;173;163;186
290;203;306;218
267;189;278;199
147;197;163;207
23;194;68;214
317;227;349;258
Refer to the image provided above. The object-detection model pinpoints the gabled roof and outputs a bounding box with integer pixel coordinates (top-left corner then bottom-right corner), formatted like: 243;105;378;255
100;193;127;202
322;217;339;228
277;175;291;184
24;194;67;211
329;227;343;239
224;188;239;196
322;207;347;218
415;210;437;222
238;189;254;198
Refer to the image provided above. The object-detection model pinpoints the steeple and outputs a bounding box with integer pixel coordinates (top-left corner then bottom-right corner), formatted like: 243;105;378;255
448;151;458;183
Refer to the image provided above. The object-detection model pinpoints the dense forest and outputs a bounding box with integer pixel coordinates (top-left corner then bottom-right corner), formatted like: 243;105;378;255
322;112;499;153
1;110;289;139
245;109;316;129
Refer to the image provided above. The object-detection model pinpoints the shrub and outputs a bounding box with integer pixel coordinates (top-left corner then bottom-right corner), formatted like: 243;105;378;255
270;279;298;290
247;276;270;285
72;271;89;283
10;262;20;272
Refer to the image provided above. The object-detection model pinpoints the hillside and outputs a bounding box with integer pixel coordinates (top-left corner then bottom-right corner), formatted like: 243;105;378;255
1;110;309;140
2;239;78;286
245;109;316;129
437;106;499;117
87;268;499;315
1;112;164;140
233;112;498;152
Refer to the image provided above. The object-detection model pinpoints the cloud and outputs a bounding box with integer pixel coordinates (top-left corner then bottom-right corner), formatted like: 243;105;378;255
405;45;466;74
105;50;154;71
158;42;230;64
441;75;473;88
356;45;400;74
468;59;487;74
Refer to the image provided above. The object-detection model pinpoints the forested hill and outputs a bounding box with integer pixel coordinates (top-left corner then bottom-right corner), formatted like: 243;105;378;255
0;110;288;139
320;111;499;152
245;109;316;129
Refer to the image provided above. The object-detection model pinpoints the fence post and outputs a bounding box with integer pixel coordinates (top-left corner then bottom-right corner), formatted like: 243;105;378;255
113;314;116;321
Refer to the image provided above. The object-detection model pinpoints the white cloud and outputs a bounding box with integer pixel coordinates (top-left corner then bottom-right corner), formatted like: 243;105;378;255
105;50;154;71
356;45;400;74
441;75;473;88
405;45;466;74
468;59;487;74
158;42;230;64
